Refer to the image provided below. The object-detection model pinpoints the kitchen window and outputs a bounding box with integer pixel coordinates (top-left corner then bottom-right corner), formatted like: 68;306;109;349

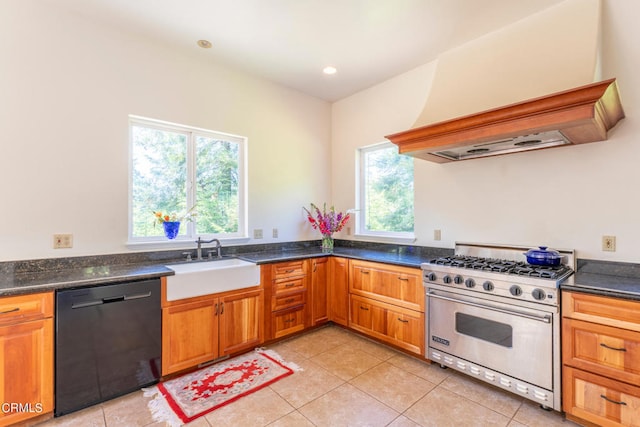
128;116;247;243
356;142;414;239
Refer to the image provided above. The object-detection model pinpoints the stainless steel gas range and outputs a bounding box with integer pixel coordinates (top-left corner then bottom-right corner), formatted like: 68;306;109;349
422;242;575;411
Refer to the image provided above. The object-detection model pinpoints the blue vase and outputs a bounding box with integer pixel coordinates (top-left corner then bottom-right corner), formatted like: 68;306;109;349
162;221;181;239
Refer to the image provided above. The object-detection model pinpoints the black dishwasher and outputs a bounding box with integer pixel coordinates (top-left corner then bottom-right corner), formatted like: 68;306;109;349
55;278;161;416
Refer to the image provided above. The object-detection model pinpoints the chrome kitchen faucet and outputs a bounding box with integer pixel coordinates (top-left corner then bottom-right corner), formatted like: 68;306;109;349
195;237;222;260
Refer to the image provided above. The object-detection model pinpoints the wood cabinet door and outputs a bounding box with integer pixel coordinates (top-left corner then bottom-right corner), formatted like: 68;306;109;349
272;306;306;339
349;295;385;335
563;366;640;427
386;306;424;355
219;289;263;356
563;318;640;386
349;260;423;312
162;297;218;375
310;257;329;326
328;257;349;326
0;318;54;426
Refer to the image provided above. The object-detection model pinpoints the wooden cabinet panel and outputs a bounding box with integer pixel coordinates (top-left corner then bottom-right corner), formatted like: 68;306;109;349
273;306;305;338
564;366;640;427
386;306;424;354
273;260;307;280
272;292;305;312
0;292;54;425
162;297;218;375
219;289;263;356
350;295;386;335
310;257;328;326
0;292;53;326
328;257;349;326
273;277;306;295
563;318;640;385
349;260;423;312
563;292;640;332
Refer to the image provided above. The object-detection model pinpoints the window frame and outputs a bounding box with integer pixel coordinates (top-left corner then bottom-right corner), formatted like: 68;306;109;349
355;141;415;242
127;115;248;245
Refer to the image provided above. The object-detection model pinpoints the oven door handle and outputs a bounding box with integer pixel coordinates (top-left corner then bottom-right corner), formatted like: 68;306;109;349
427;292;552;324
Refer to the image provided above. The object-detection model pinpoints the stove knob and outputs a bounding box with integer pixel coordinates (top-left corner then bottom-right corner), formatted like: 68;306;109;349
532;288;546;300
482;281;494;291
443;275;452;284
510;285;523;297
454;275;464;284
427;272;437;282
464;278;476;288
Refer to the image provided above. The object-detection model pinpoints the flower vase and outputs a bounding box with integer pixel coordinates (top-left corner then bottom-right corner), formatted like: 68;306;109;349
162;221;181;239
321;235;334;252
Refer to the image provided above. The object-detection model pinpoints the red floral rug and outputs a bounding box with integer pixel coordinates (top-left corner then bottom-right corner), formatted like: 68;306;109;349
144;349;299;426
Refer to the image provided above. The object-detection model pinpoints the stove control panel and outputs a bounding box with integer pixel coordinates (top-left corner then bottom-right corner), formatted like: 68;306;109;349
422;267;558;306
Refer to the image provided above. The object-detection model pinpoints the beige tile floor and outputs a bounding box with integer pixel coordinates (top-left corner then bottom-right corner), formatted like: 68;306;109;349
38;325;580;427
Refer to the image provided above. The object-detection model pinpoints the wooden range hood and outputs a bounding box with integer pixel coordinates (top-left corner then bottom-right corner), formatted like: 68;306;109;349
386;78;625;163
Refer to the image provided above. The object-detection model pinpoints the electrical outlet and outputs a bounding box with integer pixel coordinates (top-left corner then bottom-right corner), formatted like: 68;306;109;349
434;229;442;241
253;229;263;239
272;228;278;238
602;235;616;252
347;227;351;235
53;234;73;249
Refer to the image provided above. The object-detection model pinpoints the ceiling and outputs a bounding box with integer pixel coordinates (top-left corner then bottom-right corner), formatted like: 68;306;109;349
49;0;565;102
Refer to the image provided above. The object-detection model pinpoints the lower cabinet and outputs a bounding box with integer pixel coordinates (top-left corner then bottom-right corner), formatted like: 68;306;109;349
564;366;640;427
0;292;54;426
162;287;263;376
562;291;640;427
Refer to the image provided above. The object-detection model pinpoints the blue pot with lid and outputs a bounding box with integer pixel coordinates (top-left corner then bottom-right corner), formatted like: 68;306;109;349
523;246;562;266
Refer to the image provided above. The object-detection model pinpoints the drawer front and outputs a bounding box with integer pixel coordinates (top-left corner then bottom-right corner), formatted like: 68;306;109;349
349;260;423;311
386;307;424;355
563;318;640;385
349;295;385;335
272;292;305;312
0;292;54;326
563;366;640;427
563;291;640;332
273;307;305;338
273;260;307;281
273;277;306;295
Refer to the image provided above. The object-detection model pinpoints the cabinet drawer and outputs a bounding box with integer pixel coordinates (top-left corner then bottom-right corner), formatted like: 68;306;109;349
0;292;54;326
272;307;305;338
272;292;305;312
563;366;640;427
349;260;423;312
349;295;386;335
386;307;424;355
273;260;307;280
563;292;640;332
563;318;640;386
273;277;306;295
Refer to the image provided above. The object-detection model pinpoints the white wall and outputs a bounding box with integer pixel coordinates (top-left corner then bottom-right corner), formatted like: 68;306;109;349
332;0;640;262
0;1;331;261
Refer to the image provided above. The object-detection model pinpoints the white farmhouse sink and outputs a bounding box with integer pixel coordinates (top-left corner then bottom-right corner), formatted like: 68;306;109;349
165;258;260;301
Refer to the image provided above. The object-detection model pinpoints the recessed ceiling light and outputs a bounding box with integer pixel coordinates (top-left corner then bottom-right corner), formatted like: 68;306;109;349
323;66;337;75
197;40;212;49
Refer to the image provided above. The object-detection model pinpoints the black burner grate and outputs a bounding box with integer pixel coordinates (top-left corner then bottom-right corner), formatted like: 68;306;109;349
428;256;572;279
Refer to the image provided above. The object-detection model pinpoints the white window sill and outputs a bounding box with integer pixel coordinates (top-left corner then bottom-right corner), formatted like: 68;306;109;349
126;236;251;250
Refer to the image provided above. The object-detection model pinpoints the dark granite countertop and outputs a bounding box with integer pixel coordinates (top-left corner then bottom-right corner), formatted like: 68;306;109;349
0;240;452;297
238;245;446;268
561;259;640;301
0;263;175;296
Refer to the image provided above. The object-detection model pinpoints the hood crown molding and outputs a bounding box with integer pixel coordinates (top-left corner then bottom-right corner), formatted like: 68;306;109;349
386;78;625;163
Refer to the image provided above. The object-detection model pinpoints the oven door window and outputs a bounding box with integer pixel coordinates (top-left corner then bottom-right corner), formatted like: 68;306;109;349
455;312;513;348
